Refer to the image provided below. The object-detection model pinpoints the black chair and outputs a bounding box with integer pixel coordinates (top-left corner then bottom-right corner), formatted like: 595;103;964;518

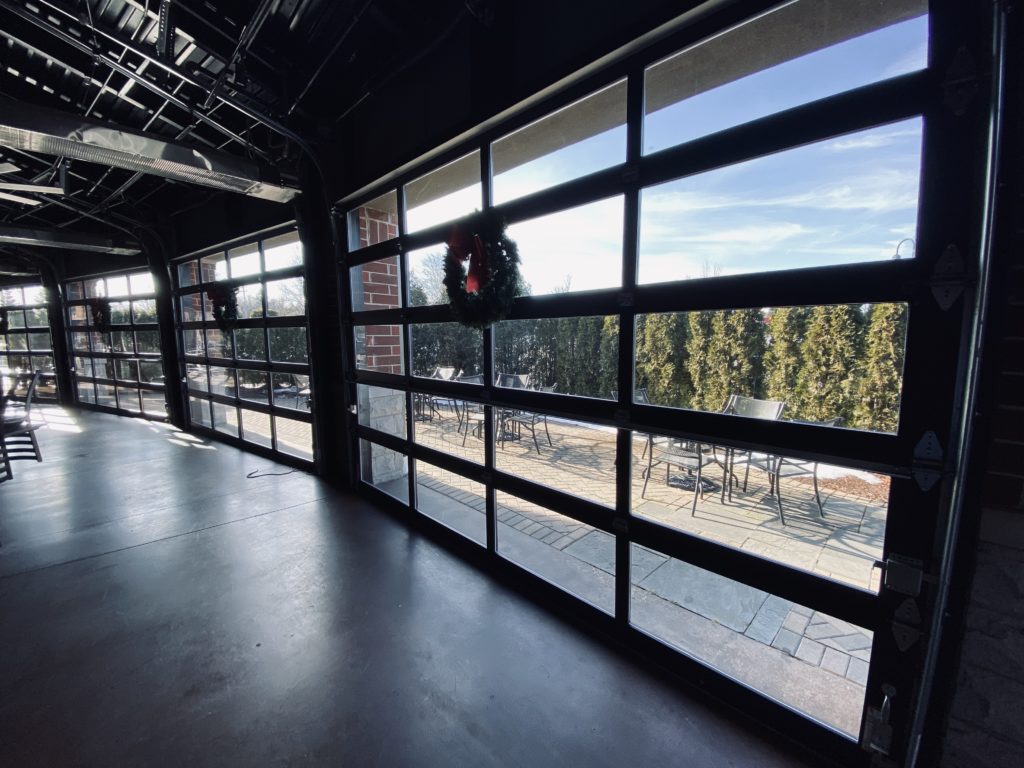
1;371;44;473
504;385;554;454
717;394;786;504
641;436;717;514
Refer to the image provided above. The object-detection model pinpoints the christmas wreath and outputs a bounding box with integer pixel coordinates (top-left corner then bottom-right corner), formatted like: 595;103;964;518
206;284;239;332
443;212;522;329
86;298;112;334
0;308;8;335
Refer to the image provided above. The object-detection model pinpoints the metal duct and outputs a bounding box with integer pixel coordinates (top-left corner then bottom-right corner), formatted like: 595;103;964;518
0;225;140;255
0;97;299;203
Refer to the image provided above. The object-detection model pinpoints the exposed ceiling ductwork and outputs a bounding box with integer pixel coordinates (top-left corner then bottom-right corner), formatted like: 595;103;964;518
0;97;299;204
0;225;141;255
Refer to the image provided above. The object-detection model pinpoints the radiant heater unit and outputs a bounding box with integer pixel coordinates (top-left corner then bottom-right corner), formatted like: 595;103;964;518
0;225;140;255
0;97;299;203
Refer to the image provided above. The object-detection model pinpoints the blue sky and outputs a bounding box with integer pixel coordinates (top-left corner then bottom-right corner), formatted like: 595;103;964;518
405;13;929;297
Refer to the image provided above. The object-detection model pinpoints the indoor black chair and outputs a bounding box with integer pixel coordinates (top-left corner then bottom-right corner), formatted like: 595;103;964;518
1;370;44;470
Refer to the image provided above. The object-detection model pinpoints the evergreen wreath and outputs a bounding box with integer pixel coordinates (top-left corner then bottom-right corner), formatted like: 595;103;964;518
207;284;240;332
86;298;112;334
0;308;8;335
443;212;522;329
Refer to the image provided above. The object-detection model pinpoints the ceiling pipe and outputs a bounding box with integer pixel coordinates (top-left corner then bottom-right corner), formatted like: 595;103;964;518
202;0;277;109
0;96;299;203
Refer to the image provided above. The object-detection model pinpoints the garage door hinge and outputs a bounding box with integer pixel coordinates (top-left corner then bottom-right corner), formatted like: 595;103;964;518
930;245;967;310
943;46;979;116
912;431;944;491
861;684;896;755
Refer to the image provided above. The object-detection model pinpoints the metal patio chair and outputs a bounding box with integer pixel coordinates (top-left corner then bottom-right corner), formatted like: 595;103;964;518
1;370;44;470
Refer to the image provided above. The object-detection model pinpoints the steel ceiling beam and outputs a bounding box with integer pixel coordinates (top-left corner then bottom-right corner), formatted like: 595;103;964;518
0;224;140;254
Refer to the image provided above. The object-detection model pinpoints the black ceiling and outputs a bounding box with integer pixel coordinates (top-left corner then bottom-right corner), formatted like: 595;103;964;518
0;0;474;274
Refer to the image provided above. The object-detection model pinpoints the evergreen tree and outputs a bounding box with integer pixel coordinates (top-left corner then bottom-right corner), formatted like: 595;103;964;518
686;310;715;410
853;302;907;432
598;315;620;399
793;304;863;423
763;306;809;404
701;309;766;411
636;312;690;407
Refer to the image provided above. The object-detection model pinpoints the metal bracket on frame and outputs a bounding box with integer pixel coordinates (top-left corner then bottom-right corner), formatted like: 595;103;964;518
861;683;897;756
930;245;966;310
943;46;979;116
884;555;925;597
911;430;944;491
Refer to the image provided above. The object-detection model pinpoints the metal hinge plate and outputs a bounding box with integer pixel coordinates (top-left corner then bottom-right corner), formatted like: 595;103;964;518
931;245;966;310
884;555;924;597
912;431;944;491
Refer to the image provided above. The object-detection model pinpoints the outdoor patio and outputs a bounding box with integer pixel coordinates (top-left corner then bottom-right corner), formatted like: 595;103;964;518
391;401;889;737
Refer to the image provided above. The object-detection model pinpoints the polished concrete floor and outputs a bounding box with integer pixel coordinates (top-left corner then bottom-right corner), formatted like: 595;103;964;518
1;407;834;766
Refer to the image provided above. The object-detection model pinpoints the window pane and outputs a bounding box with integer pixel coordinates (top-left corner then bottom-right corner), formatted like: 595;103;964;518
644;3;927;155
187;363;208;392
190;396;211;427
201;252;228;282
407;244;447;306
268;327;307;364
347;191;398;250
275;416;313;461
410;323;482;379
228;244;261;279
266;278;305;316
405;151;481;234
240;408;273;448
272;373;311;411
238;371;269;404
114;358;137;381
130;272;155;295
630;545;870;737
507;196;623;296
350;256;401;312
639;119;923;284
117;386;141;412
236;283;264;320
106;276;130;297
493;80;626;204
84;278;105;298
27;332;50;351
413;394;484;465
494;414;615;507
142;390;167;417
417;462;486;546
359;439;407;500
355;324;403;374
631;430;887;592
212;402;239;437
495;316;617;398
135;331;160;354
132;300;157;323
139;361;163;384
109;302;131;325
111;331;134;354
96;383;116;408
209;366;236;398
77;381;96;404
182;329;205;357
177;261;199;288
357;384;407;439
180;294;203;322
25;307;48;326
22;285;45;304
74;356;93;377
206;328;232;359
234;328;266;361
634;303;908;433
68;305;87;327
263;231;304;271
7;310;25;329
497;491;614;614
66;282;84;301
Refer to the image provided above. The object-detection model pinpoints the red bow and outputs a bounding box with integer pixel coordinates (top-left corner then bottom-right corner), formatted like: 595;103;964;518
448;225;489;294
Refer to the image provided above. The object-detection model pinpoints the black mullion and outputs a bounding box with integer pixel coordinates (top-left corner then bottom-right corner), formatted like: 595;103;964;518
397;183;418;510
491;470;615;535
483;324;496;552
344;239;402;268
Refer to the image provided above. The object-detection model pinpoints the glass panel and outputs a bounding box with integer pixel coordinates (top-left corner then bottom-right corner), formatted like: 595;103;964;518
238;371;269;403
493;80;627;204
234;328;266;361
182;329;206;357
25;307;48;326
114;358;138;381
494;316;617;398
84;278;105;298
132;299;157;323
139;361;163;384
347;191;399;250
205;328;232;359
9;334;27;350
77;381;96;404
111;331;134;354
634;303;908;433
266;278;305;316
410;323;482;379
240;408;274;448
117;386;141;412
405;151;481;234
212;402;239;437
0;287;22;306
130;272;155;295
359;439;407;500
108;301;131;325
96;383;116;408
66;281;84;300
407;244;447;306
200;252;228;282
631;430;886;592
94;358;116;380
272;373;311;411
7;310;25;328
209;366;236;398
495;414;614;507
141;390;167;417
268;327;307;364
350;256;401;312
496;491;614;614
179;294;203;322
106;276;130;297
186;363;208;392
417;461;486;546
413;395;485;465
190;396;211;427
22;285;45;304
357;384;407;439
90;332;110;353
644;2;927;155
177;261;199;288
68;305;87;327
639;119;923;284
27;332;50;351
236;283;264;320
355;324;403;374
507;196;623;296
630;545;870;736
263;231;304;271
36;354;55;374
275;416;313;461
228;244;261;278
135;331;160;354
74;356;93;378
